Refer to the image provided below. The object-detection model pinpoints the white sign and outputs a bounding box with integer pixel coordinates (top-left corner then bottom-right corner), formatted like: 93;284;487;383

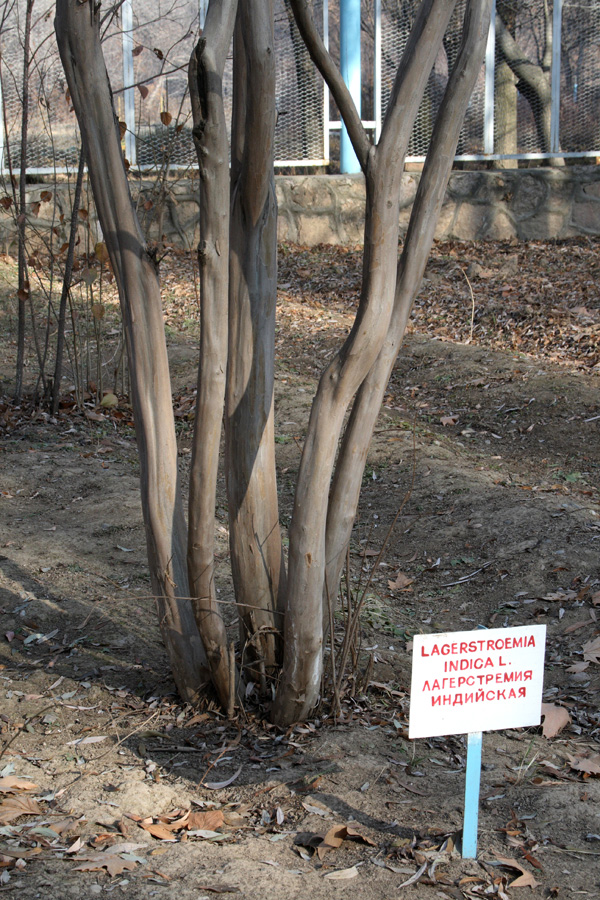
409;625;546;739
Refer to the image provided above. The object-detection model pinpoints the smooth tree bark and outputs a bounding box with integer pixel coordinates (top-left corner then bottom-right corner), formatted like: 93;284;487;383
188;0;238;709
226;0;285;684
55;0;210;703
273;0;471;726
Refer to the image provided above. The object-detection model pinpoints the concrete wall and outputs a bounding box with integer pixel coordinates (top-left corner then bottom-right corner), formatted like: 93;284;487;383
2;166;600;253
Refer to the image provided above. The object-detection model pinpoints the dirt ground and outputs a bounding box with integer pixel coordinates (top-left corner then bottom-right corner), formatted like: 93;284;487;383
0;238;599;899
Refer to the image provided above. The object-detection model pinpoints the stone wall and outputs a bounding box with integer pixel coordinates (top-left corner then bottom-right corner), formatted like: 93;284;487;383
276;167;600;244
2;166;600;254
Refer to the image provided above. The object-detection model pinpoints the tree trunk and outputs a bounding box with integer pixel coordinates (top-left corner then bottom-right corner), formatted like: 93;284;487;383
496;9;563;164
494;0;518;167
226;0;285;685
494;59;518;166
273;0;458;726
187;1;238;710
55;0;210;703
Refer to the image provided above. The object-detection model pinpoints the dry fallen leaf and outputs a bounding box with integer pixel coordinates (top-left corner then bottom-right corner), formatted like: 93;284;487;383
568;753;600;776
510;871;539;888
0;795;42;824
141;822;179;842
543;590;578;602
317;823;376;859
221;809;247;827
187;810;224;831
398;861;428;888
494;856;539;889
440;415;459;426
323;865;359;880
85;410;106;423
66;838;83;854
540;703;571;738
155;810;189;831
74;854;138;877
317;825;344;857
186;713;209;727
73;843;146;877
204;766;243;790
583;636;600;664
0;778;38;793
195;885;240;894
566;660;590;674
66;735;108;746
340;825;376;846
301;800;330;817
388;571;414;591
563;619;595;635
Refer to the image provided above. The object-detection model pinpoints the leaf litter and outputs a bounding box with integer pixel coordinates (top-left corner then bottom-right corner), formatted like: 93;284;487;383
1;238;600;897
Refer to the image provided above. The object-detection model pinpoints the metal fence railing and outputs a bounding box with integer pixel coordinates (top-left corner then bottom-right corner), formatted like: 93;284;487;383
373;0;600;163
0;0;598;174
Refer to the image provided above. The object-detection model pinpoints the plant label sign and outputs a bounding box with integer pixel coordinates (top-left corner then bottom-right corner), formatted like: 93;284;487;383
409;624;547;739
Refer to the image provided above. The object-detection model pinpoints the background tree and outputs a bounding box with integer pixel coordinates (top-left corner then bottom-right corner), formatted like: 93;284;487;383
55;0;492;724
495;0;562;163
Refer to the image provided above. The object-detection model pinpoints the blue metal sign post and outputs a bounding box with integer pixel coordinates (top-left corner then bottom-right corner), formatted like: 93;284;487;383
462;732;483;858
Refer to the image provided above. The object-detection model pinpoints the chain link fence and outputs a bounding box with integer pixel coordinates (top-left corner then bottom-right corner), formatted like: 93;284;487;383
0;0;598;174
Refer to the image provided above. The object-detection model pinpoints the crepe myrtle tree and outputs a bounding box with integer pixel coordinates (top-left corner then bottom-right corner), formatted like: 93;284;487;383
55;0;492;725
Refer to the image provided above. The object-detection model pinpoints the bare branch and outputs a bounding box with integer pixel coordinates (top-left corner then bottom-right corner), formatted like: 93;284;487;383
496;11;551;101
288;0;370;172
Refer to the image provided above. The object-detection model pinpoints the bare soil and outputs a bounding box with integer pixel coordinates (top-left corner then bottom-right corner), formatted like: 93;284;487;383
0;239;599;899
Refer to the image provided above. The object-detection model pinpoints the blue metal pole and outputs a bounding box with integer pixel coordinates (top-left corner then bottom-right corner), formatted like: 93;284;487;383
340;0;361;173
462;731;483;858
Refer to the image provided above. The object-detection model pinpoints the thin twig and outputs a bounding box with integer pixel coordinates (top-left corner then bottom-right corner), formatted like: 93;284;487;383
58;710;160;794
461;267;476;344
440;562;492;587
198;730;242;787
227;641;236;719
325;575;340;720
0;705;55;763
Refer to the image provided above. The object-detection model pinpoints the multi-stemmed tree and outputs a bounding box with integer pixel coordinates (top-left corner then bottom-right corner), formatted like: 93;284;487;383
55;0;492;725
